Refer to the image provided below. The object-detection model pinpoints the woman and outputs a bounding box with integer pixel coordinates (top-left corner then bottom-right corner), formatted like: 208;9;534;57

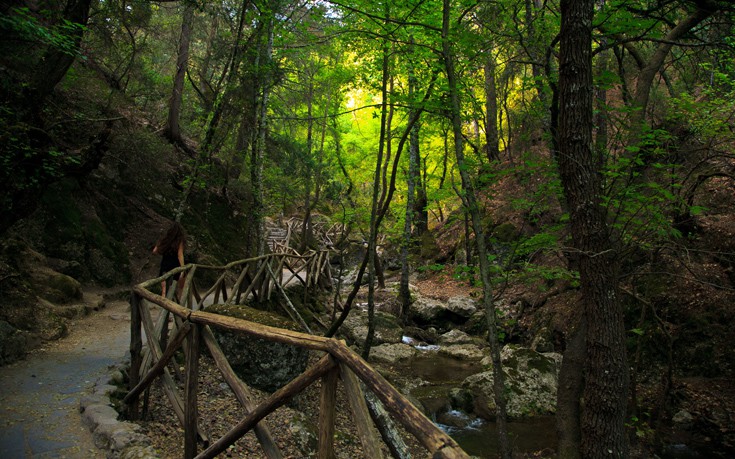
153;222;186;298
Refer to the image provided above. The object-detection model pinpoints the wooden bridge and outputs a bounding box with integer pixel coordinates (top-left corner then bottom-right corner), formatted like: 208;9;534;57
125;249;469;458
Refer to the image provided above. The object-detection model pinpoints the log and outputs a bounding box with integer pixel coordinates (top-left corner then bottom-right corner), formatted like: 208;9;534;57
240;259;269;302
265;262;312;334
180;265;197;310
365;389;412;459
201;325;283;459
128;293;143;420
195;355;337;459
139;301;208;444
327;341;468;458
185;323;201;458
133;285;192;320
318;367;338;459
124;321;192;404
339;363;383;459
225;265;249;306
189;309;330;352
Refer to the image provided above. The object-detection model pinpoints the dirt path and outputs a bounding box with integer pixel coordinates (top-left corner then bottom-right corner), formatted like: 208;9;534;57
0;293;131;458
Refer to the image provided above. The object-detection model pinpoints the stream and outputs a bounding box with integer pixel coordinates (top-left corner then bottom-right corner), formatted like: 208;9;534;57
397;337;558;457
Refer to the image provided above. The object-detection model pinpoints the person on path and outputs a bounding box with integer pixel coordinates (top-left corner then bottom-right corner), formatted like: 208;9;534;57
153;221;186;299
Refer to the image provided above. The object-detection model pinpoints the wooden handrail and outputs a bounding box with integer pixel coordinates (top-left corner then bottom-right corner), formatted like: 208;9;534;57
128;249;469;458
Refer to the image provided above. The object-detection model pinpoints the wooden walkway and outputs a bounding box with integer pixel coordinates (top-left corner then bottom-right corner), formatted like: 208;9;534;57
126;250;468;458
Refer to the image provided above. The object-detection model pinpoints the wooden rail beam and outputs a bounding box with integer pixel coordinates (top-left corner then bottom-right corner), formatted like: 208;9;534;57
124;321;192;404
184;322;201;458
339;363;383;459
128;293;143;420
201;326;283;459
326;340;468;458
195;355;337;459
189;309;331;352
318;367;339;459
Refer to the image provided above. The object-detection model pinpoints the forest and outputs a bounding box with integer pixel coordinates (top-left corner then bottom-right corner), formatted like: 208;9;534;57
1;0;734;458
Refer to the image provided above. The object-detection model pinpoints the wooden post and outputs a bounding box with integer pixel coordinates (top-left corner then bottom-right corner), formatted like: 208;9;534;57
225;265;249;306
128;292;142;420
124;321;192;404
184;322;201;459
339;363;383;459
201;326;283;459
318;367;338;459
195;355;336;459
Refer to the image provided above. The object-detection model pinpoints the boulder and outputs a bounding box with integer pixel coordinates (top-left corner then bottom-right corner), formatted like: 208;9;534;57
340;307;403;346
459;345;562;418
0;321;30;365
439;329;474;345
32;266;83;304
370;343;417;365
409;297;468;331
208;304;309;392
438;343;485;361
446;296;478;319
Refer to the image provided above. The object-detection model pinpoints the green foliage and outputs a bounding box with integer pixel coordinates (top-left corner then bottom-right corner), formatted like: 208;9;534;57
0;7;86;58
417;263;445;273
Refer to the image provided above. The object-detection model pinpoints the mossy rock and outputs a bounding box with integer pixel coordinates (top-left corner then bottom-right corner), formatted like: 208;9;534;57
34;266;83;304
0;321;32;365
492;222;520;243
207;304;309;392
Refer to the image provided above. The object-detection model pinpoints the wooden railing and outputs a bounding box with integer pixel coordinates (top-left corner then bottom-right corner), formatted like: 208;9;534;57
125;252;469;459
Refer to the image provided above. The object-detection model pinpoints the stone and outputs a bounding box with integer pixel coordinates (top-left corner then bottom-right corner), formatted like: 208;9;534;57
208;304;309;392
410;297;446;323
82;403;120;430
439;329;474;345
0;320;29;365
370;343;417;365
461;345;562;418
438;344;485;361
672;409;693;425
446;296;478;319
341;308;403;346
117;445;160;459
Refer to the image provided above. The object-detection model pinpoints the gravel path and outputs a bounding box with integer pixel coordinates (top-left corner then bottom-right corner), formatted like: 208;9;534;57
0;293;131;458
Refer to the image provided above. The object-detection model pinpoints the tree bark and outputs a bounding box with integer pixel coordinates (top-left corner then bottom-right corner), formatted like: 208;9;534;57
249;8;275;258
557;0;629;456
441;1;511;457
400;37;421;320
556;317;586;458
29;0;92;109
484;49;500;162
165;2;194;143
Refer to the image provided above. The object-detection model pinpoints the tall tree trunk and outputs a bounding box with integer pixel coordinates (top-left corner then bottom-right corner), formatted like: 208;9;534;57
630;2;718;130
300;80;315;254
400;38;421;320
484;48;500;162
441;2;511;457
362;25;391;360
557;0;629;456
165;2;194;143
556;317;586;458
249;9;275;258
29;0;92;111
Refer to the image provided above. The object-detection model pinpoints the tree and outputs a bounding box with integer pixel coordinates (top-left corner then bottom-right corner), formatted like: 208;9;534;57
441;0;511;457
164;1;195;144
556;0;629;456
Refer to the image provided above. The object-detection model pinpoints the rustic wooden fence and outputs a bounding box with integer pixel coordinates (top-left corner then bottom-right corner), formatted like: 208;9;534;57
125;251;468;459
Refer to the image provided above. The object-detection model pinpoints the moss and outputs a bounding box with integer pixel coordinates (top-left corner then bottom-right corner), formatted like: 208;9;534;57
206;303;299;331
45;270;83;302
493;222;519;243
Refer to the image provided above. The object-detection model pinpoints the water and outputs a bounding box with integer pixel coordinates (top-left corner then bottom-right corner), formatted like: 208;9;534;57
397;335;558;456
442;416;557;457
